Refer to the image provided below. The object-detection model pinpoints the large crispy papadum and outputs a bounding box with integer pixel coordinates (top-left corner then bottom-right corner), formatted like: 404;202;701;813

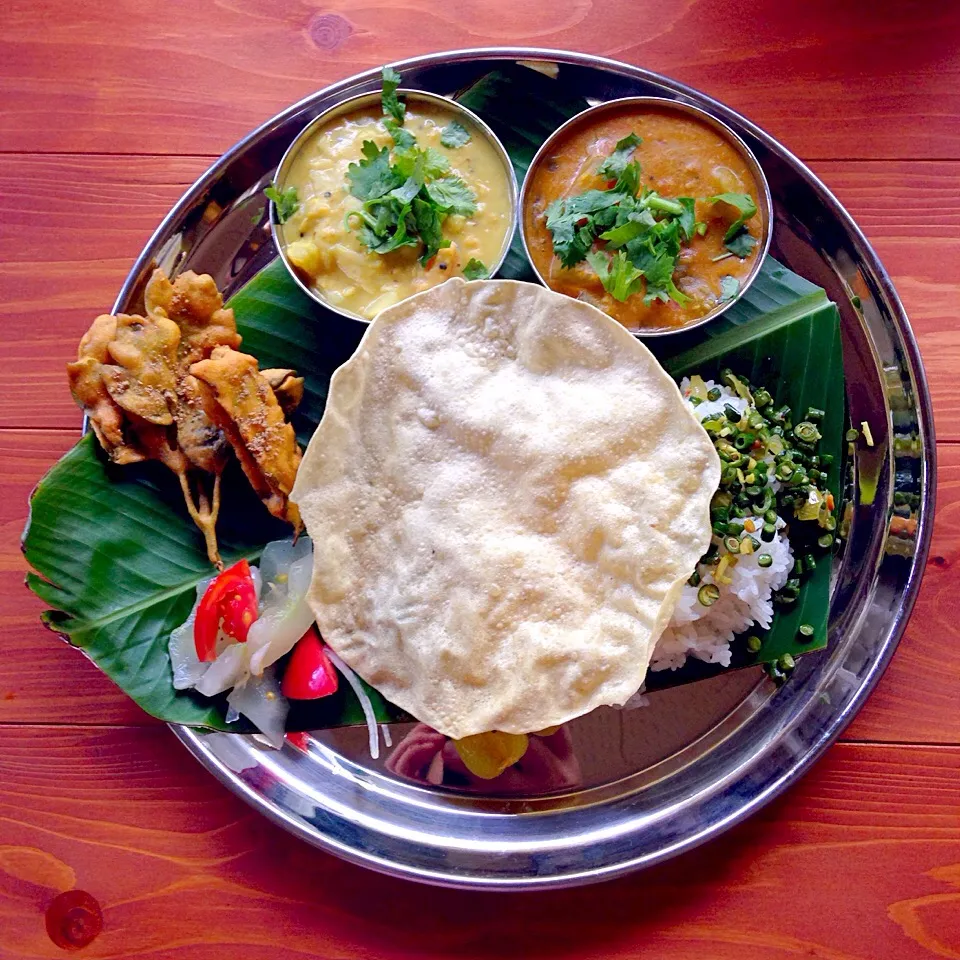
292;279;720;739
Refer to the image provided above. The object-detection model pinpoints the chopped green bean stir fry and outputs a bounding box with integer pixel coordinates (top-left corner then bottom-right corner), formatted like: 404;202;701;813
681;369;840;660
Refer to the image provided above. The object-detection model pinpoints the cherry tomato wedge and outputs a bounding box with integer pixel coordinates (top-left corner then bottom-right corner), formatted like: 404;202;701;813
281;626;339;700
194;559;258;662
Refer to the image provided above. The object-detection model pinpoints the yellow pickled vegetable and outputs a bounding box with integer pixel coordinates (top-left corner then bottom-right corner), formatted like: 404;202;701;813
797;487;824;521
727;373;754;405
687;374;708;400
453;731;529;779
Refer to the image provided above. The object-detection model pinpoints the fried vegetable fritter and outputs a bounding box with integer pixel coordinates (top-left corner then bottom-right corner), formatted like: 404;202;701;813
67;269;303;568
261;369;305;419
67;315;144;465
190;347;302;529
100;312;181;426
145;270;241;366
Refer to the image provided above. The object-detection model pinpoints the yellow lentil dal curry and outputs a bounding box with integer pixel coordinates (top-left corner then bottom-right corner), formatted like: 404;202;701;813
275;74;514;320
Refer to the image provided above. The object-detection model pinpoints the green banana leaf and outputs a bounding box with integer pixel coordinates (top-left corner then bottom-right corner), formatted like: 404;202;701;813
24;67;844;730
24;432;405;731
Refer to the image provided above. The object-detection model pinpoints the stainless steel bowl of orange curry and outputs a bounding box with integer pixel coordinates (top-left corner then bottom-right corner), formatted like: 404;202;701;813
520;97;773;336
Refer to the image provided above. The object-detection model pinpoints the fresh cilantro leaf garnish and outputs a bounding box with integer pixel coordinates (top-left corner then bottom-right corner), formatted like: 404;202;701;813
564;190;624;217
724;229;757;258
384;117;415;150
412;197;445;265
709;192;758;241
347;142;402;201
440;120;472;148
597;133;641;180
648;215;683;256
612;160;641;198
626;238;689;306
390;176;424;206
545;189;624;267
462;258;489;280
422;148;450;178
599;209;656;248
545;200;597;268
344;78;483;263
394;145;449;180
586;249;645;302
424;176;477;216
542;152;758;310
642;191;685;217
355;200;418;254
265;183;300;223
719;275;740;302
677;197;706;241
381;66;405;125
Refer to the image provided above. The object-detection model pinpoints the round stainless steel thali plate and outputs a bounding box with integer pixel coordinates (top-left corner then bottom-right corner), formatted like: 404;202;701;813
112;48;935;889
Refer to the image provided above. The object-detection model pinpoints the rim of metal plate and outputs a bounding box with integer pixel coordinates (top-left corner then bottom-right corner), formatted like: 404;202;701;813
111;47;936;890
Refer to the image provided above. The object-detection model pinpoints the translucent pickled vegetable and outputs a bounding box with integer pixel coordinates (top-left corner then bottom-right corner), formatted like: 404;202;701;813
169;577;214;689
166;537;310;743
247;537;314;675
225;669;289;749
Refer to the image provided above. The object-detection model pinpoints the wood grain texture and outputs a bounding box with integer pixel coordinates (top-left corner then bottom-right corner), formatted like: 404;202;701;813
844;444;960;743
813;160;960;437
2;155;959;434
5;431;957;743
0;728;957;959
2;0;960;160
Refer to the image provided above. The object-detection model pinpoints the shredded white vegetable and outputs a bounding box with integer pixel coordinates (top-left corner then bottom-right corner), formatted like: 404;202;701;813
325;647;380;759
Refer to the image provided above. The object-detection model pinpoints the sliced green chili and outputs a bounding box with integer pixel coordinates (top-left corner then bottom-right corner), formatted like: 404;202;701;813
697;584;720;606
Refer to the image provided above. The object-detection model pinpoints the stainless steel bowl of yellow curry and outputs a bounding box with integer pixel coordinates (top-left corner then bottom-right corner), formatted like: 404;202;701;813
520;97;773;336
270;86;518;323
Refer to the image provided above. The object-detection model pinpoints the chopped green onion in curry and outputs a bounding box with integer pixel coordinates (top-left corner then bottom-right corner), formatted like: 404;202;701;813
684;369;839;625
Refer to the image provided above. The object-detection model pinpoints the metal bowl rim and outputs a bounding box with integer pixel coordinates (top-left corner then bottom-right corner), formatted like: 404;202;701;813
517;94;773;337
106;45;937;890
267;87;519;324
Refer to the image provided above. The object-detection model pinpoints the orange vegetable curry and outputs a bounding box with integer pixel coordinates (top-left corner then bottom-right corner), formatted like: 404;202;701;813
523;104;766;332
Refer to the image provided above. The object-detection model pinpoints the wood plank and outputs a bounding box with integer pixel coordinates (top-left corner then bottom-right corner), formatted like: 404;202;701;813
1;1;959;159
4;429;957;743
0;730;957;958
2;156;958;432
0;154;204;430
0;154;212;264
813;160;960;439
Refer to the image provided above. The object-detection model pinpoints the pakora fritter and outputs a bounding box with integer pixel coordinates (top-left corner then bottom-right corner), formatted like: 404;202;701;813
66;269;303;568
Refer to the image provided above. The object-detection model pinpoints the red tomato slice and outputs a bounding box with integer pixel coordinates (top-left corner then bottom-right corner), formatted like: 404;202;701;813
281;626;339;700
194;559;257;662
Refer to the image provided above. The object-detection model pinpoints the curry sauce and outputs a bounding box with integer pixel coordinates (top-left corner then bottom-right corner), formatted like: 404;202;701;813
523;104;766;332
281;103;514;320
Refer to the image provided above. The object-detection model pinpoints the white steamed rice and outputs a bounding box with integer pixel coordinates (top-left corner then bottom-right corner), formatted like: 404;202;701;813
649;378;793;672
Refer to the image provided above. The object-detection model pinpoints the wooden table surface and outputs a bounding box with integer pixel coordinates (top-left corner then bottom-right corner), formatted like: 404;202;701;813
2;1;959;956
